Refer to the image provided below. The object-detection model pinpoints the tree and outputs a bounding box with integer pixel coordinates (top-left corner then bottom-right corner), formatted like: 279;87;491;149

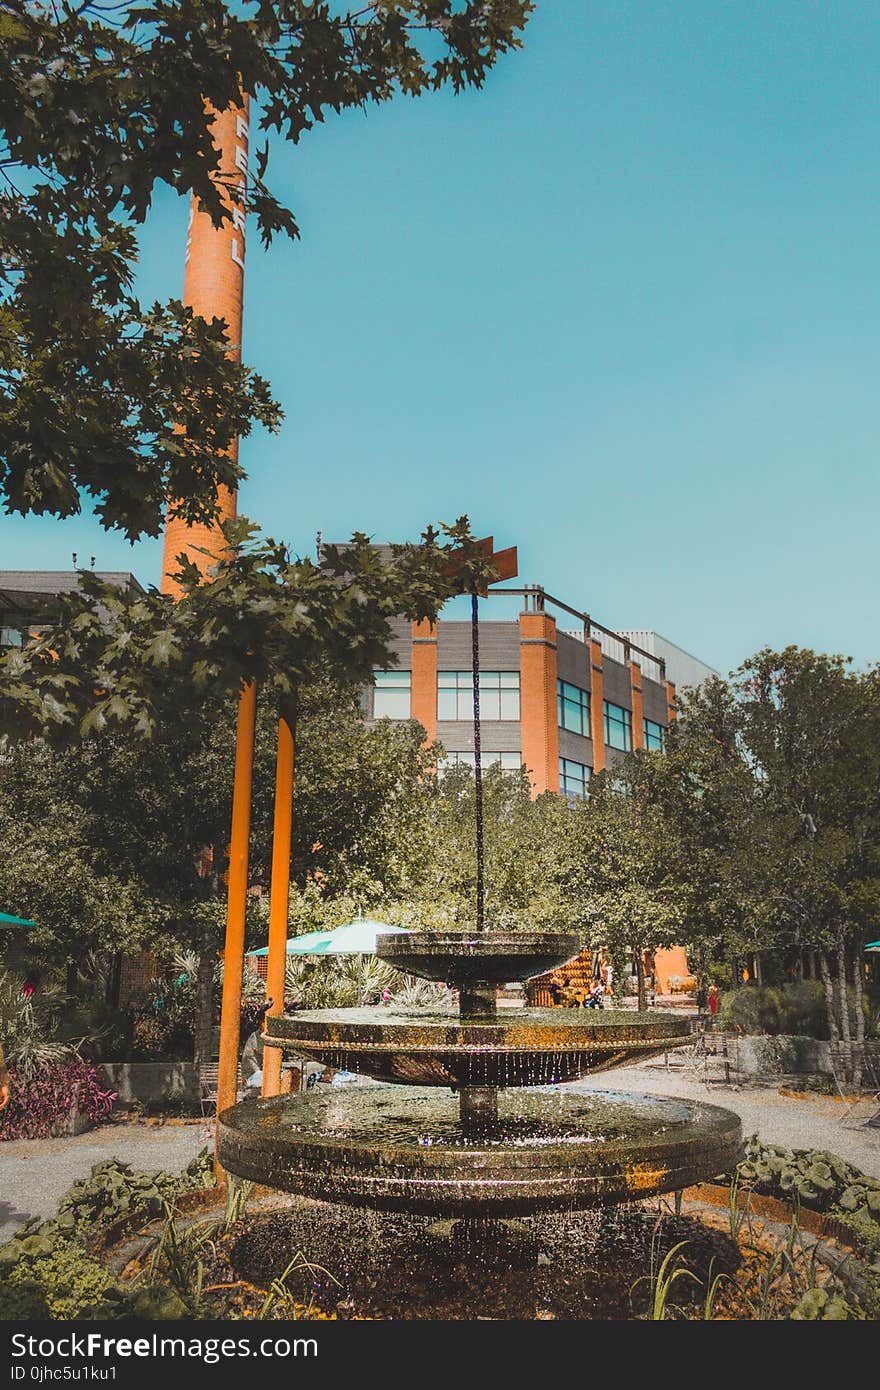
281;688;437;900
637;677;773;999
0;509;504;1072
557;774;685;1011
401;762;567;932
732;647;880;1059
0;676;444;1066
609;651;880;1057
1;0;533;538
0;737;159;983
0;518;480;740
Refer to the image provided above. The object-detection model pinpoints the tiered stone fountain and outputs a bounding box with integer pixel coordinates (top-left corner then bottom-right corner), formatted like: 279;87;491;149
218;931;740;1217
219;571;741;1250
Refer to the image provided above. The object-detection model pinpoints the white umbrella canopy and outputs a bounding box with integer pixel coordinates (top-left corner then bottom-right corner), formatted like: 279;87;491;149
250;918;412;1011
249;920;410;957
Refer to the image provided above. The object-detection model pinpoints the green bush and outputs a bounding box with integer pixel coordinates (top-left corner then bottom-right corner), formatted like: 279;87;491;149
719;981;868;1039
0;1240;129;1319
737;1136;880;1225
790;1287;864;1320
56;1150;215;1229
0;1152;217;1321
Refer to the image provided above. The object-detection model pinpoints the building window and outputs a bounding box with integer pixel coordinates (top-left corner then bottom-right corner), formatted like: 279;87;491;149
559;757;591;799
372;670;411;719
441;750;522;773
557;679;590;736
603;700;632;751
643;718;664;751
437;671;520;721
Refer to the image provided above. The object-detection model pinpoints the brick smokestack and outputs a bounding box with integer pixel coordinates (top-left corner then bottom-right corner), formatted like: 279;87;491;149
160;100;250;597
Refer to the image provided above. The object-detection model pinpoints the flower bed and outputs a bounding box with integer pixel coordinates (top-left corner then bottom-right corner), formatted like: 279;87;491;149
0;1060;116;1140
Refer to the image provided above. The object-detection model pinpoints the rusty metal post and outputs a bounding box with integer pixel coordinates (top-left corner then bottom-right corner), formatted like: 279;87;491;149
215;678;257;1174
262;708;294;1097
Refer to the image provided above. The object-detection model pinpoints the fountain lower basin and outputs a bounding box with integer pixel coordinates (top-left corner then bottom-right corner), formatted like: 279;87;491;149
263;1006;692;1087
217;1087;741;1217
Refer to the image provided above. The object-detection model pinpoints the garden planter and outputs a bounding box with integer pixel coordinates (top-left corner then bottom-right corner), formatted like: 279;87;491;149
100;1062;199;1106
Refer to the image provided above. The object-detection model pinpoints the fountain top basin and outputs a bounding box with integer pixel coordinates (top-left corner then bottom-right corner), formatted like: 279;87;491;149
376;930;580;987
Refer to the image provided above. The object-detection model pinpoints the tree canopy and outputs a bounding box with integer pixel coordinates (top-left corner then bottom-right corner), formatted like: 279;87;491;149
0;516;493;739
0;0;533;537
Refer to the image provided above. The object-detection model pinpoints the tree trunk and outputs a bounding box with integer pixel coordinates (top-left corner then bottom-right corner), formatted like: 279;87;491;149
836;928;851;1048
819;951;839;1046
806;948;816;980
754;952;763;985
852;940;865;1087
852;945;865;1043
636;950;647;1013
833;928;852;1084
193;924;217;1074
105;952;122;1009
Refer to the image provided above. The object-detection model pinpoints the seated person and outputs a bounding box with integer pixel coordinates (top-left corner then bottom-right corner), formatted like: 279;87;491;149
240;1028;265;1091
584;980;605;1009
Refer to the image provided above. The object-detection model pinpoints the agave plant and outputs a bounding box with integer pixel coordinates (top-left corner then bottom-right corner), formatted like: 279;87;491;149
0;970;79;1079
387;976;453;1014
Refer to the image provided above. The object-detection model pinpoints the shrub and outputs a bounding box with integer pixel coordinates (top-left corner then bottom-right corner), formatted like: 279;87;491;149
0;1060;116;1140
0;970;77;1078
736;1135;880;1226
55;1151;215;1229
0;1239;130;1320
129;976;199;1061
719;981;865;1039
0;1154;217;1322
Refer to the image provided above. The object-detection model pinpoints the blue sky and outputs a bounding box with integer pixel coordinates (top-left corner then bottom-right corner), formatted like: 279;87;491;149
3;1;879;675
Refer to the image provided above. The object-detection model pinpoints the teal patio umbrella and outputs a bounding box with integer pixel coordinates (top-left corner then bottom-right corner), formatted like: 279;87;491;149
249;919;410;958
248;919;411;1004
865;941;880;952
0;911;36;928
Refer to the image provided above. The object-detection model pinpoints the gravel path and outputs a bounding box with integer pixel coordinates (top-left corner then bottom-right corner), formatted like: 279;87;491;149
0;1121;210;1243
569;1063;880;1178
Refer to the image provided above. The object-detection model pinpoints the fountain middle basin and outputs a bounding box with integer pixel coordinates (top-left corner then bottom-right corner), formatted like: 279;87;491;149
262;1006;691;1087
217;1086;741;1216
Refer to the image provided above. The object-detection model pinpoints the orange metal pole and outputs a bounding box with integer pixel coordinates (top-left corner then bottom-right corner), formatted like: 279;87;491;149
262;710;294;1097
215;678;258;1170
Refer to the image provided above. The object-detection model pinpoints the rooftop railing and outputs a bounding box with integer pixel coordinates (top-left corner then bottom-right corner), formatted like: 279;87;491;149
486;585;667;684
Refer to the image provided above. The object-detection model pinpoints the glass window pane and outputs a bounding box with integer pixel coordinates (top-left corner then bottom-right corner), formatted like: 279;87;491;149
439;672;519;721
643;718;664;751
440;750;521;774
603;701;632;752
372;670;411;719
499;690;520;720
559;756;590;798
558;679;589;735
374;689;411;719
